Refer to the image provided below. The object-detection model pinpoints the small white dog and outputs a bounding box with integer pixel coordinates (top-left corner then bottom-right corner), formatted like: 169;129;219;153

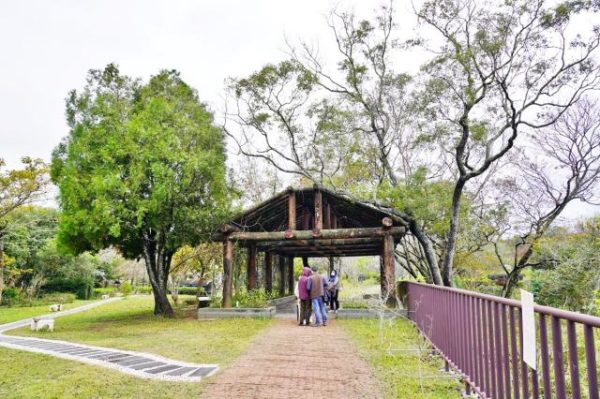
101;294;109;300
49;304;64;312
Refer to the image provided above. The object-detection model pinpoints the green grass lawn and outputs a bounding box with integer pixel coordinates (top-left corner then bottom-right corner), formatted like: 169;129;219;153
0;296;272;398
0;300;94;324
339;318;463;399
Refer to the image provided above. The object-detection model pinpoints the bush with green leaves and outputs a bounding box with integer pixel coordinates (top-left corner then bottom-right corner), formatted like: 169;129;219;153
170;287;198;296
93;287;115;297
39;292;76;305
231;289;271;308
121;281;133;297
533;230;600;314
135;285;153;294
0;287;21;306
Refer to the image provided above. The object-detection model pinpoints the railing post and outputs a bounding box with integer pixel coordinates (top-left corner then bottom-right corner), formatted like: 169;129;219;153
551;316;567;399
584;325;599;399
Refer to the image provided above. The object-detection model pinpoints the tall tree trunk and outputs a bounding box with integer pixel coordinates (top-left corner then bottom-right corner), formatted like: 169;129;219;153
502;268;522;298
409;220;443;285
142;235;175;317
442;178;466;286
502;244;534;298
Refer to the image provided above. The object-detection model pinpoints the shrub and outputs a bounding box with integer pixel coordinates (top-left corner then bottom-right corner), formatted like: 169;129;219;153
1;287;21;306
184;297;198;306
93;287;115;297
135;285;152;294
172;286;198;296
38;292;76;305
121;281;132;297
209;296;222;308
232;289;270;308
42;276;93;299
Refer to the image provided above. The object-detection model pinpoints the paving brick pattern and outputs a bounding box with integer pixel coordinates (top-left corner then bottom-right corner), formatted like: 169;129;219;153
202;319;383;399
0;299;218;382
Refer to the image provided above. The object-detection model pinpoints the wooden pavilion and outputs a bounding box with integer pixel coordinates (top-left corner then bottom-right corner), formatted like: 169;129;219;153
211;185;407;307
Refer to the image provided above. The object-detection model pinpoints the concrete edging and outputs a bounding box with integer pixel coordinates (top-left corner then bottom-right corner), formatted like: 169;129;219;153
198;306;276;319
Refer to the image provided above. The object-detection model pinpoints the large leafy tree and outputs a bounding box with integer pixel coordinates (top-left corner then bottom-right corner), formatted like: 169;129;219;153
0;157;49;303
52;65;230;316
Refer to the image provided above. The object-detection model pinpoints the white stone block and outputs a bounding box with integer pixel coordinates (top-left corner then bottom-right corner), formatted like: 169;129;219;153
30;318;54;331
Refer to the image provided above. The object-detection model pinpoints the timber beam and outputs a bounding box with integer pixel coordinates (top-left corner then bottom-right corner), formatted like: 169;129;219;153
213;226;405;242
274;250;380;258
255;237;384;250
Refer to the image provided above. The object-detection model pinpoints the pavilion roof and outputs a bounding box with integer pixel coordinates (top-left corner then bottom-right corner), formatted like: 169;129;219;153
227;186;407;232
214;185;407;257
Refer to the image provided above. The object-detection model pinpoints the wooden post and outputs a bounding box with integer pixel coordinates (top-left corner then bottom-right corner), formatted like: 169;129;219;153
247;243;257;291
302;206;311;230
323;202;331;229
278;255;286;297
302;256;309;268
381;218;397;306
288;189;296;230
222;238;234;308
314;187;323;232
379;255;385;299
287;256;294;295
265;252;273;294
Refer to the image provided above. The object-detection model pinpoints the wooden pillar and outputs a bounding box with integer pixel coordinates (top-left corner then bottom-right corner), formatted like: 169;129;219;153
278;255;286;297
247;243;257;291
287;256;296;295
288;189;296;230
314;188;323;232
222;238;234;308
265;252;273;294
302;206;311;230
287;256;294;295
379;255;385;298
382;231;397;307
323;202;331;229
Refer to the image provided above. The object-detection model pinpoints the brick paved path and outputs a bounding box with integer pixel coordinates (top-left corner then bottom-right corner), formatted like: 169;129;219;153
202;319;383;399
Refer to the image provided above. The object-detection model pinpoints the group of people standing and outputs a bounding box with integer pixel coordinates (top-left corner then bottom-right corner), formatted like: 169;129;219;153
296;265;340;327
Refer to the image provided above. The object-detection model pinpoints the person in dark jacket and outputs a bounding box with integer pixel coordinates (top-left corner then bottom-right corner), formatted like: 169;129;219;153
328;269;340;312
297;267;312;326
307;266;328;327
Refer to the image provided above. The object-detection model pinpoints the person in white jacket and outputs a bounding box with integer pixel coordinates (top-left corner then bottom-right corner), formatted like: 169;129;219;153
327;270;340;312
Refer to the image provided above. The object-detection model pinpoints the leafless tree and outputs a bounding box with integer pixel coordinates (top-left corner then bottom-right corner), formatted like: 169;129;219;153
224;4;445;285
492;98;600;296
415;0;600;285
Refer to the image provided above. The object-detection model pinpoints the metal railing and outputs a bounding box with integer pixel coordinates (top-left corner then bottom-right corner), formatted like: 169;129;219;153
405;282;600;399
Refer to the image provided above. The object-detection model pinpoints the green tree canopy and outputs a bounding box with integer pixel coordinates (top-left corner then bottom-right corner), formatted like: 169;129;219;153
0;157;49;303
51;64;230;316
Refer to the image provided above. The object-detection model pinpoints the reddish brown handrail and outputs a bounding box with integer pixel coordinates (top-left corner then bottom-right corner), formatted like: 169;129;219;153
405;282;599;399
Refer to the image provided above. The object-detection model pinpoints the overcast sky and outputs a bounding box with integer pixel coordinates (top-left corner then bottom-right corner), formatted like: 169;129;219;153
1;0;598;221
0;0;383;167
